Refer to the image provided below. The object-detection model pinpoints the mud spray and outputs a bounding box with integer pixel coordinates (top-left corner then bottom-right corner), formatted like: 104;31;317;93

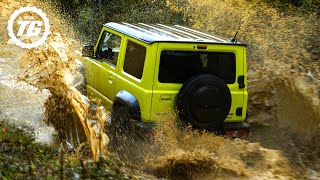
1;0;109;159
18;34;110;159
1;0;320;179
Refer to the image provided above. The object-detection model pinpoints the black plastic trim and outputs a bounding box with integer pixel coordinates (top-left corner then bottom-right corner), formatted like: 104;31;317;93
113;90;141;120
236;107;243;116
238;76;245;89
223;122;250;130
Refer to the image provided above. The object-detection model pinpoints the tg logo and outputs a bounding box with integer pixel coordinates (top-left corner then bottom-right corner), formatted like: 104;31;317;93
7;6;50;49
17;20;43;37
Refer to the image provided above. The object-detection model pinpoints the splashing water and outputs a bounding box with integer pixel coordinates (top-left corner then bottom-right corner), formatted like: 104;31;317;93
139;119;295;179
17;33;110;159
0;0;110;159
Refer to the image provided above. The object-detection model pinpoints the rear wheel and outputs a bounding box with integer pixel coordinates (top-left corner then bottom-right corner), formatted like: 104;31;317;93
176;74;232;132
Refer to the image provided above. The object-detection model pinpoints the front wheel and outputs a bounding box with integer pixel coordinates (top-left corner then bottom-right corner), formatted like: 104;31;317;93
110;104;131;135
109;104;152;163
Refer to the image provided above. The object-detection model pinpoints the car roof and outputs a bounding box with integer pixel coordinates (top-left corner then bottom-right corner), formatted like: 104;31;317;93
104;22;246;46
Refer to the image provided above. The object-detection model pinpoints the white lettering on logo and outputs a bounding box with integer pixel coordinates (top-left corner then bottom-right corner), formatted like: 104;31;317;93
7;6;50;49
17;20;43;37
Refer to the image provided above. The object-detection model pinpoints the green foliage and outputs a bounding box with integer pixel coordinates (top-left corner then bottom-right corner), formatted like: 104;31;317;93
0;121;145;179
49;0;190;43
0;122;57;178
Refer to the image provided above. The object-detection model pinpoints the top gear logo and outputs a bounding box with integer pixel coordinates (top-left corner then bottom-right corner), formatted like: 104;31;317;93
7;6;50;49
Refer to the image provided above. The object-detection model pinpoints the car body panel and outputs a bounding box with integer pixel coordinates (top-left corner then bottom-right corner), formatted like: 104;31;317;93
114;36;158;121
80;22;248;126
82;27;125;109
149;43;245;122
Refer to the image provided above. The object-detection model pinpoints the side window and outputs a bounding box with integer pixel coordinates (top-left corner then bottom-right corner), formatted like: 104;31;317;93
123;41;146;79
96;31;121;67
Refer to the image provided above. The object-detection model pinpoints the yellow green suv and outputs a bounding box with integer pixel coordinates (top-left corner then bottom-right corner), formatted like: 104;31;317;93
80;22;248;133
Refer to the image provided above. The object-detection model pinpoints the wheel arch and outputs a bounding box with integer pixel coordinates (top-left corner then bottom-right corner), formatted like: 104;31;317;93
113;90;141;120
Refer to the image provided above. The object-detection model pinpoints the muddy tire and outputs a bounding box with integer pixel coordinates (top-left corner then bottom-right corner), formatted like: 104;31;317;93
109;104;138;154
176;74;231;131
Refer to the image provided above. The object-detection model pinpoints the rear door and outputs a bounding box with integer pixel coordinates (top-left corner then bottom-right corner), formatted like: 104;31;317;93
150;43;245;122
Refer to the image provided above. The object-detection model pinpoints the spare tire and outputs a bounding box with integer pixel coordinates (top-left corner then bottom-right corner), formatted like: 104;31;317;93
176;74;231;131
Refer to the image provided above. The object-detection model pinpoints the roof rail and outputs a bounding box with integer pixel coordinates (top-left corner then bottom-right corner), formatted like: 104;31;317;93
138;23;182;39
157;24;205;40
174;25;227;42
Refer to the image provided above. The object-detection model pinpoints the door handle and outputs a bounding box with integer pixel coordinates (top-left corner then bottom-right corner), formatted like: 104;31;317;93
108;78;113;84
108;74;114;84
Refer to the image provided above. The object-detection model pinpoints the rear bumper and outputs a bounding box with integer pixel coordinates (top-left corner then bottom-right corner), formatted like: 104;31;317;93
129;120;250;137
108;113;250;137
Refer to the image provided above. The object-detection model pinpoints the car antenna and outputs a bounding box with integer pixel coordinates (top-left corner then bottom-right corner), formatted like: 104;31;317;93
230;19;243;43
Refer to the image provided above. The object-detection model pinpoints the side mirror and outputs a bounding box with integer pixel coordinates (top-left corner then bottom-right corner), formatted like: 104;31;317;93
82;45;94;58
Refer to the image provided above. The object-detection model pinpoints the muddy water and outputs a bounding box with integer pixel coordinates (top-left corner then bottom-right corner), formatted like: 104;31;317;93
0;0;320;179
246;63;320;178
0;45;55;144
137;63;320;179
141;120;296;179
17;34;110;159
1;1;109;159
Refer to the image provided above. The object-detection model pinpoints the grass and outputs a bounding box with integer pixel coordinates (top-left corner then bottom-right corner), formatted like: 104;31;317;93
0;121;149;179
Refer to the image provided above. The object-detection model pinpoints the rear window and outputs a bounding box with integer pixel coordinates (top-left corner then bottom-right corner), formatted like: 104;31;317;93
158;51;236;84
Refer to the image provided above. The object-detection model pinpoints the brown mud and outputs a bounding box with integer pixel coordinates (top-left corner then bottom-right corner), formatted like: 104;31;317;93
18;34;110;159
1;0;110;159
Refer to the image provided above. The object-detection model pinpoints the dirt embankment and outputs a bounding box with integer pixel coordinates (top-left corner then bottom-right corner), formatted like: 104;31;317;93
188;0;320;174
